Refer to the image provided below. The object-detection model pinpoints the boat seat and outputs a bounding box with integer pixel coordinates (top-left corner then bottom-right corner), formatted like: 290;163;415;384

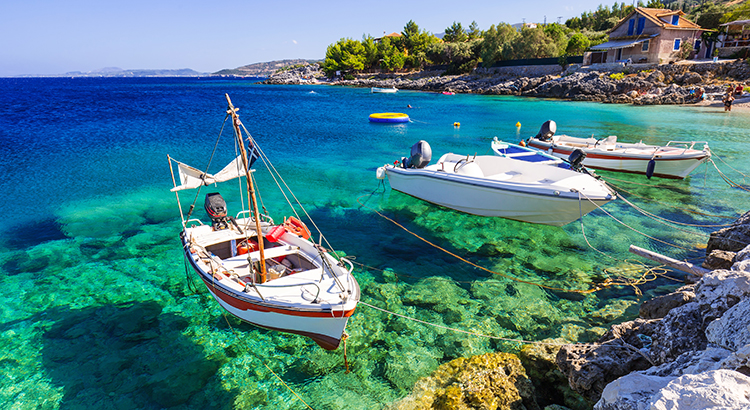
486;171;520;181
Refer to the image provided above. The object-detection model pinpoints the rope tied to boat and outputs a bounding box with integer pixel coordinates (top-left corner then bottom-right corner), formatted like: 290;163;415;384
356;194;657;295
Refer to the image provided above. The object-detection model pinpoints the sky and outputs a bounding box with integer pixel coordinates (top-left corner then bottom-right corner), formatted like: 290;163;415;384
0;0;613;76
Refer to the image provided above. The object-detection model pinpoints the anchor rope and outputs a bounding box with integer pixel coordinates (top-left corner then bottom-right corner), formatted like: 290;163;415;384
359;300;656;363
356;195;661;294
604;181;736;220
710;159;750;192
576;191;703;254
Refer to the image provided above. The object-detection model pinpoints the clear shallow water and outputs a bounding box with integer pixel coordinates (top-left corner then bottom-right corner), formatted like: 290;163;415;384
1;77;749;409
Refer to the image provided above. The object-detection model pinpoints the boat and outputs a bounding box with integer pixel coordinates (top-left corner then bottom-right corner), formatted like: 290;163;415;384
525;120;711;179
442;91;455;95
168;94;359;350
491;137;566;168
376;140;616;226
371;87;398;93
369;112;410;123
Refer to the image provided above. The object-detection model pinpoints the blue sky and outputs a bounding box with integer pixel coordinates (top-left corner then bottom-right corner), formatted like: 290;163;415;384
0;0;612;76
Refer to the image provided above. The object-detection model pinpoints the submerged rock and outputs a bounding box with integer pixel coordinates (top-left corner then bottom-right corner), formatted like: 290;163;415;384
386;352;540;410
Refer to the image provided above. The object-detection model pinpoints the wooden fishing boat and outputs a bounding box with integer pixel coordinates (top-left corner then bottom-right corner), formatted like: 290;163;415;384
525;120;711;179
377;140;616;226
169;94;359;350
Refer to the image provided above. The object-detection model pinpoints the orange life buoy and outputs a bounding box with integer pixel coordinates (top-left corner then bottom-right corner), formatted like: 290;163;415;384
237;239;258;255
283;216;311;240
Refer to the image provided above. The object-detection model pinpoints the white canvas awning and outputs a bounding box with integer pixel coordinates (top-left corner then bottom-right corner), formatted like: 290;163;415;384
720;20;750;27
170;155;245;191
590;35;657;51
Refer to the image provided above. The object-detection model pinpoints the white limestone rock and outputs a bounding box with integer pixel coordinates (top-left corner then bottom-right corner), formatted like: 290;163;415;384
595;373;673;410
649;369;750;409
720;343;750;375
705;297;750;351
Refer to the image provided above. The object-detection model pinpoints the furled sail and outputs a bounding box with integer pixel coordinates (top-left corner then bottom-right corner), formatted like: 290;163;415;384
170;155;245;191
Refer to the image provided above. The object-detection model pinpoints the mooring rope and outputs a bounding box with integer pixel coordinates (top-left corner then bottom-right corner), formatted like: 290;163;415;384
710;159;750;192
356;195;659;294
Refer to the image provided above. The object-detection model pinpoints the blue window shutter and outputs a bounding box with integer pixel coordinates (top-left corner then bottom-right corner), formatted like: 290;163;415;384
674;38;681;50
637;17;645;34
671;15;679;25
628;19;635;35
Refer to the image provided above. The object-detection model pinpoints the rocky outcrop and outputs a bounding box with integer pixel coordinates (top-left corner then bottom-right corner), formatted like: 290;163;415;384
262;60;750;107
555;239;750;409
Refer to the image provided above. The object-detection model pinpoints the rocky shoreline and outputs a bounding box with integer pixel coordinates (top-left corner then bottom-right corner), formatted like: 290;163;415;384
262;60;750;107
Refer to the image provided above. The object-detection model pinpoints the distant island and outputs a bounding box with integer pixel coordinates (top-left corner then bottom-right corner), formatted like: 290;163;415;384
213;59;321;77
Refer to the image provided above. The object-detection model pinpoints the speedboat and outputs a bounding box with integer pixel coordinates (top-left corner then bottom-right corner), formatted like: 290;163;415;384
377;141;616;226
168;94;359;350
371;87;398;93
525;120;711;179
491;137;566;167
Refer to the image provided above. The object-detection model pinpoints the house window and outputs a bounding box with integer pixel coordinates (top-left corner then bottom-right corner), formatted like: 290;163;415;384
671;15;679;25
674;38;681;50
628;19;635;35
637;17;645;35
694;39;701;51
642;40;649;52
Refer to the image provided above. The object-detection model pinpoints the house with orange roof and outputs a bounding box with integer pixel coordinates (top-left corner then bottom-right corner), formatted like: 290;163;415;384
585;7;708;65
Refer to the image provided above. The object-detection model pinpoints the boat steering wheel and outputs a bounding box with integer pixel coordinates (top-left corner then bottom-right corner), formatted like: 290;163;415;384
454;158;471;172
594;137;606;147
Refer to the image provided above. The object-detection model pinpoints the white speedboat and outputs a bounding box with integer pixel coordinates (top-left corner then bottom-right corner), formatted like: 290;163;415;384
169;94;359;350
525;120;710;179
371;87;398;93
491;137;565;167
377;141;616;226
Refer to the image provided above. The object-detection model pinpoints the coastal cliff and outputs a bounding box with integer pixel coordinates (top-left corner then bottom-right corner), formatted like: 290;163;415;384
262;60;750;106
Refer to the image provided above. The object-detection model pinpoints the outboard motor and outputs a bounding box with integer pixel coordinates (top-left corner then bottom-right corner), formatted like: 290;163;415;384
204;192;242;232
535;120;557;141
568;149;587;172
402;140;432;169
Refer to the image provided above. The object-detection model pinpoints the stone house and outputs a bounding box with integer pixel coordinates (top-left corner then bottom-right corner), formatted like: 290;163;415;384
585;8;707;65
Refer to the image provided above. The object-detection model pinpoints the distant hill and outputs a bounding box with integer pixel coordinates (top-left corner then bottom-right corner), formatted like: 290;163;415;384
60;67;206;77
213;59;321;77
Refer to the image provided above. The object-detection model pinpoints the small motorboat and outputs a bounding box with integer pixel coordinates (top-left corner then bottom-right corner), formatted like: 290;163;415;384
369;112;409;123
169;94;359;350
491;137;566;167
442;91;455;95
371;87;398;93
377;140;616;226
525;120;711;179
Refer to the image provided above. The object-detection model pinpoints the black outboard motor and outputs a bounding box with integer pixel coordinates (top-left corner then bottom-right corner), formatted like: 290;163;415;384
402;140;432;169
568;149;587;172
536;120;557;141
204;192;242;232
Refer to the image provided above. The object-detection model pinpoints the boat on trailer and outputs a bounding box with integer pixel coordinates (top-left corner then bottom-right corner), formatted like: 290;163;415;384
525;120;711;179
169;94;359;350
377;140;616;226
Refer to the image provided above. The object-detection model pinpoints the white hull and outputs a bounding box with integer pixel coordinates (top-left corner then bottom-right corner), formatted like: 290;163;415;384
383;153;615;226
371;87;398;93
183;218;359;350
527;137;710;179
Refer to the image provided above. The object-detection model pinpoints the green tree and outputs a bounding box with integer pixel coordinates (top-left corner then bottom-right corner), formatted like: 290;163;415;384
362;35;379;68
646;0;665;9
321;38;366;76
401;20;441;68
377;37;406;71
692;3;727;29
511;26;559;59
543;23;569;56
444;21;467;42
566;32;591;55
480;23;519;67
722;1;750;23
467;21;481;40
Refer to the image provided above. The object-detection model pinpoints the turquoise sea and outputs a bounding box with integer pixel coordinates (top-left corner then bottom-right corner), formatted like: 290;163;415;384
1;77;748;409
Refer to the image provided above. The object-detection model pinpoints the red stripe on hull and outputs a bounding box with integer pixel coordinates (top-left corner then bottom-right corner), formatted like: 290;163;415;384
200;276;356;318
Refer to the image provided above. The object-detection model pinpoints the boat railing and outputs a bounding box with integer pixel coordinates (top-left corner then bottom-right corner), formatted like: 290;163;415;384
183;218;205;228
665;141;710;153
235;210;274;224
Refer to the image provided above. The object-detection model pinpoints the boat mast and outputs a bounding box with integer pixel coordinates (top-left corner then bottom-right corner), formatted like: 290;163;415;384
225;94;267;283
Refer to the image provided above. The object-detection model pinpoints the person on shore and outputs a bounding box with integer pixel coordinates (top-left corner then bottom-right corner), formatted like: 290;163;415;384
692;87;704;102
723;91;735;112
735;84;744;96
